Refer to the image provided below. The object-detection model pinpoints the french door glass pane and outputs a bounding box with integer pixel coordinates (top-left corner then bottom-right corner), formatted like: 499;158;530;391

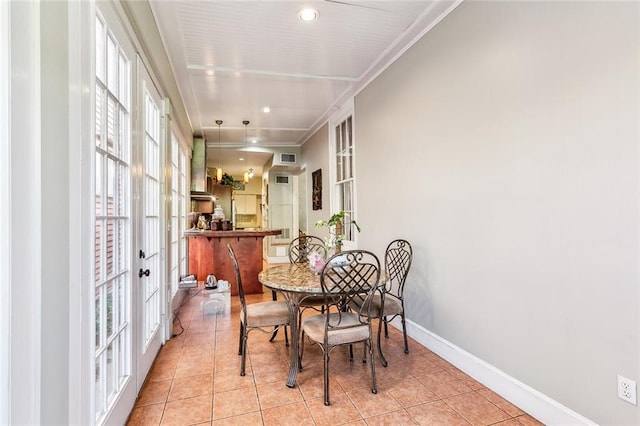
334;115;356;243
106;97;116;154
96;18;105;83
94;13;131;423
142;87;161;346
106;341;114;401
96;86;103;147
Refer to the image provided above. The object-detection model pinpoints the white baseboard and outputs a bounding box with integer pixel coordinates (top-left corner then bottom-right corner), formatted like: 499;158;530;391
389;317;597;426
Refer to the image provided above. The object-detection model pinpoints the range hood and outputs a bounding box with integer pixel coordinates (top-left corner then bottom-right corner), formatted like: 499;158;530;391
190;137;215;200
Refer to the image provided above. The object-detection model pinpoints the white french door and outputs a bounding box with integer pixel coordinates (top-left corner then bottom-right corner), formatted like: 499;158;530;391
94;7;136;424
94;5;165;425
134;59;164;386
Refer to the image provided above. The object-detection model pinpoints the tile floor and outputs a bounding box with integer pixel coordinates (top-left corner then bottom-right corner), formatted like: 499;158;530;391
127;280;543;426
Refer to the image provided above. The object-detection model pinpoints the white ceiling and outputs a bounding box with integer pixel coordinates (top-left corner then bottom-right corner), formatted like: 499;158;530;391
150;0;457;176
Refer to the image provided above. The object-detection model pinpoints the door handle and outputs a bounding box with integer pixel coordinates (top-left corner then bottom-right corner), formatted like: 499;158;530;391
138;268;150;278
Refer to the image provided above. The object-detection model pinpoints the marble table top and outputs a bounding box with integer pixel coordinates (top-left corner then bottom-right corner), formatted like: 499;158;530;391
258;263;323;293
258;263;387;294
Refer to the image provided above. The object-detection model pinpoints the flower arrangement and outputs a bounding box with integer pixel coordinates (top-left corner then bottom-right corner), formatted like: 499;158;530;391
308;251;325;274
315;210;361;253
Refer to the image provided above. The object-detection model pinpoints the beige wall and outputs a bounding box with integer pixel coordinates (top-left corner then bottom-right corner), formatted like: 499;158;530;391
301;123;331;242
233;177;262;195
348;1;638;424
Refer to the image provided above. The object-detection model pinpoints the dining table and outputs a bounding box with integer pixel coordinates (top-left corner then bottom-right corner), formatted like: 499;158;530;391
258;263;387;388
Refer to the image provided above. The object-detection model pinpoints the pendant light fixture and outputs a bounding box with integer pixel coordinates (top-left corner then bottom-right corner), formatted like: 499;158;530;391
242;120;250;183
215;120;223;182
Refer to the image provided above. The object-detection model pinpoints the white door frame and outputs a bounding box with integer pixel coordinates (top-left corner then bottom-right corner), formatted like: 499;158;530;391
133;57;165;389
3;1;42;424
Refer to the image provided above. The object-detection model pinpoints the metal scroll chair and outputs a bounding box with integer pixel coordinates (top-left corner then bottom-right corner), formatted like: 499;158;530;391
288;235;327;263
287;235;330;354
350;239;412;367
300;250;382;406
269;235;328;342
228;244;290;376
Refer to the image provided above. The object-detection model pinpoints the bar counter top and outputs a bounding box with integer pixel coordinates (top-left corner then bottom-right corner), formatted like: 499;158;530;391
184;228;282;238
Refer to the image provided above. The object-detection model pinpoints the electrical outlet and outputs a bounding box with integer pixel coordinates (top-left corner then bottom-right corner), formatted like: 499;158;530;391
618;375;637;405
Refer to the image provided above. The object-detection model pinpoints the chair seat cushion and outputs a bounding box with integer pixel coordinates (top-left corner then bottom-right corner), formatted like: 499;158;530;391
242;301;290;328
302;312;370;346
349;294;403;318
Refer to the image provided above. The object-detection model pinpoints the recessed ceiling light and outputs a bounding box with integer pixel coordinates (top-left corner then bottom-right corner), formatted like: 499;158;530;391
239;157;245;161
251;139;258;144
262;106;271;113
298;8;319;22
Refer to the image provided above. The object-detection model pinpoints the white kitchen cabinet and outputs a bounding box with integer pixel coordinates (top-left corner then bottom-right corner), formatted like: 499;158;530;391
235;194;257;215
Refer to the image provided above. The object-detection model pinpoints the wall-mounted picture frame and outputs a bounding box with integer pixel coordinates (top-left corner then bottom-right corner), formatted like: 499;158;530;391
312;169;322;210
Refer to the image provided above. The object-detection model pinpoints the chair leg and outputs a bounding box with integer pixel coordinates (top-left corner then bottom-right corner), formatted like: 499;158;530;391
383;316;389;338
269;290;280;342
377;317;388;367
269;327;279;342
401;313;409;354
240;330;248;376
299;330;305;371
368;338;377;395
323;351;331;406
269;324;289;345
238;322;244;355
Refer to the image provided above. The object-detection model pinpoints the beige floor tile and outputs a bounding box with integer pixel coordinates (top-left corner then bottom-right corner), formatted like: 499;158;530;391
296;369;344;400
447;368;486;391
174;357;215;378
306;392;362;426
443;391;510;425
256;382;304;410
137;380;172;406
212;411;263;426
160;395;213;426
212;366;256;392
168;373;213;401
415;369;473;399
386;377;439;408
147;359;178;383
476;388;524;417
126;403;164;425
514;414;545;425
492;419;522;426
252;360;290;386
262;401;315;426
406;400;471;426
346;387;402;418
212;386;260;420
364;409;418;426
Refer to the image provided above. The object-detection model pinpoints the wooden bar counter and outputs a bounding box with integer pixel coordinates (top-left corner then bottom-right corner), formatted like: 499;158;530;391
186;229;282;295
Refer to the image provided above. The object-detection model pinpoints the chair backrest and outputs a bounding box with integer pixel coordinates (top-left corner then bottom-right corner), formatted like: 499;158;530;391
384;239;412;299
320;250;381;330
288;235;327;263
227;244;247;316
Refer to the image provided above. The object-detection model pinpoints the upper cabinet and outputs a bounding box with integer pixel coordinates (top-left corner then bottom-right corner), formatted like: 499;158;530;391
235;194;257;215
